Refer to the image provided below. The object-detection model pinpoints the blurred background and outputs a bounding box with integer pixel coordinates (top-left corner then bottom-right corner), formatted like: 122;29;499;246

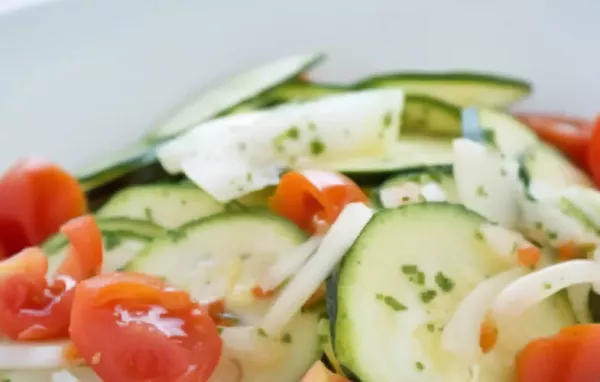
0;0;599;171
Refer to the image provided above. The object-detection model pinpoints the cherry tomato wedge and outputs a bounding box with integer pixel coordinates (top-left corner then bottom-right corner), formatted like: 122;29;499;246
588;116;600;189
268;170;368;234
0;215;102;341
0;158;87;258
516;324;600;382
69;272;222;382
515;113;593;170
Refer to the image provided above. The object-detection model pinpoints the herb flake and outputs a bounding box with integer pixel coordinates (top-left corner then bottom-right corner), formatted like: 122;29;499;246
416;361;425;371
309;139;326;156
376;293;407;312
281;333;292;343
476;185;488;197
434;272;455;293
420;290;437;303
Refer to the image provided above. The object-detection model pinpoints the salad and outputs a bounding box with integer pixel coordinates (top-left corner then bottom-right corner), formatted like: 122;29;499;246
0;52;600;382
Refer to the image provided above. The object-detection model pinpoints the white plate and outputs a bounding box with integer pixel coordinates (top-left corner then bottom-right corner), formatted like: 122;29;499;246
0;0;599;172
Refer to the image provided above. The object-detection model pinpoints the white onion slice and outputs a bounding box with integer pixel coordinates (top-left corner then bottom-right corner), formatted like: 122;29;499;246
491;259;600;320
257;236;322;292
420;182;447;202
441;268;525;363
0;340;72;370
261;203;373;335
479;224;531;264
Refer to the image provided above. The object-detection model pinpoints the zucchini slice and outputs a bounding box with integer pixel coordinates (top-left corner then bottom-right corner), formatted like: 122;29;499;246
377;166;458;208
329;203;574;382
98;184;225;228
356;71;531;108
145;53;325;142
126;211;321;381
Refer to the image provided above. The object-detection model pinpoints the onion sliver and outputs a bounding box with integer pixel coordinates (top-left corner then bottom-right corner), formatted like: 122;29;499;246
491;259;600;320
261;203;373;335
441;268;525;363
257;236;322;292
0;340;72;370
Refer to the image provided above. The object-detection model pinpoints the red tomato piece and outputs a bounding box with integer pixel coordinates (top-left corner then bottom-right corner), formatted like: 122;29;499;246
516;324;600;382
0;215;102;341
69;272;222;382
0;158;87;257
268;170;368;234
515;113;593;170
588;116;600;189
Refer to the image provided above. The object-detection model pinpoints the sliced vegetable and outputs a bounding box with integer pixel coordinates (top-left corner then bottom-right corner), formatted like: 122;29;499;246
98;184;225;228
356;71;531;107
0;216;102;341
0;158;87;257
146;53;325;142
516;324;600;382
589;115;600;189
160;89;404;201
269;170;369;234
330;203;574;381
377;166;458;208
306;137;454;185
516;113;593;170
69;272;222;382
453;139;520;228
262;203;373;336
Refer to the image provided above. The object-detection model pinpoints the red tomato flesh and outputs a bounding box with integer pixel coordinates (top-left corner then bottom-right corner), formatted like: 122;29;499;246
69;272;222;382
268;170;368;234
0;158;86;258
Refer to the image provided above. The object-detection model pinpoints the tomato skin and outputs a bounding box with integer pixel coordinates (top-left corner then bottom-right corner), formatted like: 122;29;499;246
0;215;101;341
70;272;222;382
269;170;368;234
588;116;600;189
0;158;87;257
516;324;600;382
516;113;592;170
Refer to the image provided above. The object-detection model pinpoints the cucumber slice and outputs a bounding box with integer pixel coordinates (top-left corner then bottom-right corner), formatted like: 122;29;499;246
268;81;348;101
329;203;574;382
125;211;321;381
378;166;458;208
98;184;225;228
43;217;163;273
357;71;531;108
76;143;159;193
146;53;325;142
476;108;539;158
522;143;593;190
403;95;461;136
305;138;453;185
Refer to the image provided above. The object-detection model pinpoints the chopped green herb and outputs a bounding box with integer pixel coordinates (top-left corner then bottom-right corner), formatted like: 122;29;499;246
416;361;425;371
476;185;488;197
534;222;544;230
257;327;267;337
409;271;425;286
547;231;558;240
543;282;552;290
376;294;407;312
426;323;436;332
420;290;437;303
435;272;455;292
309;139;326;156
143;206;155;222
281;333;292;343
167;229;187;243
401;265;418;274
103;232;122;251
285;126;300;140
382;111;393;129
401;196;412;202
217;327;224;335
246;172;253;182
481;129;497;146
